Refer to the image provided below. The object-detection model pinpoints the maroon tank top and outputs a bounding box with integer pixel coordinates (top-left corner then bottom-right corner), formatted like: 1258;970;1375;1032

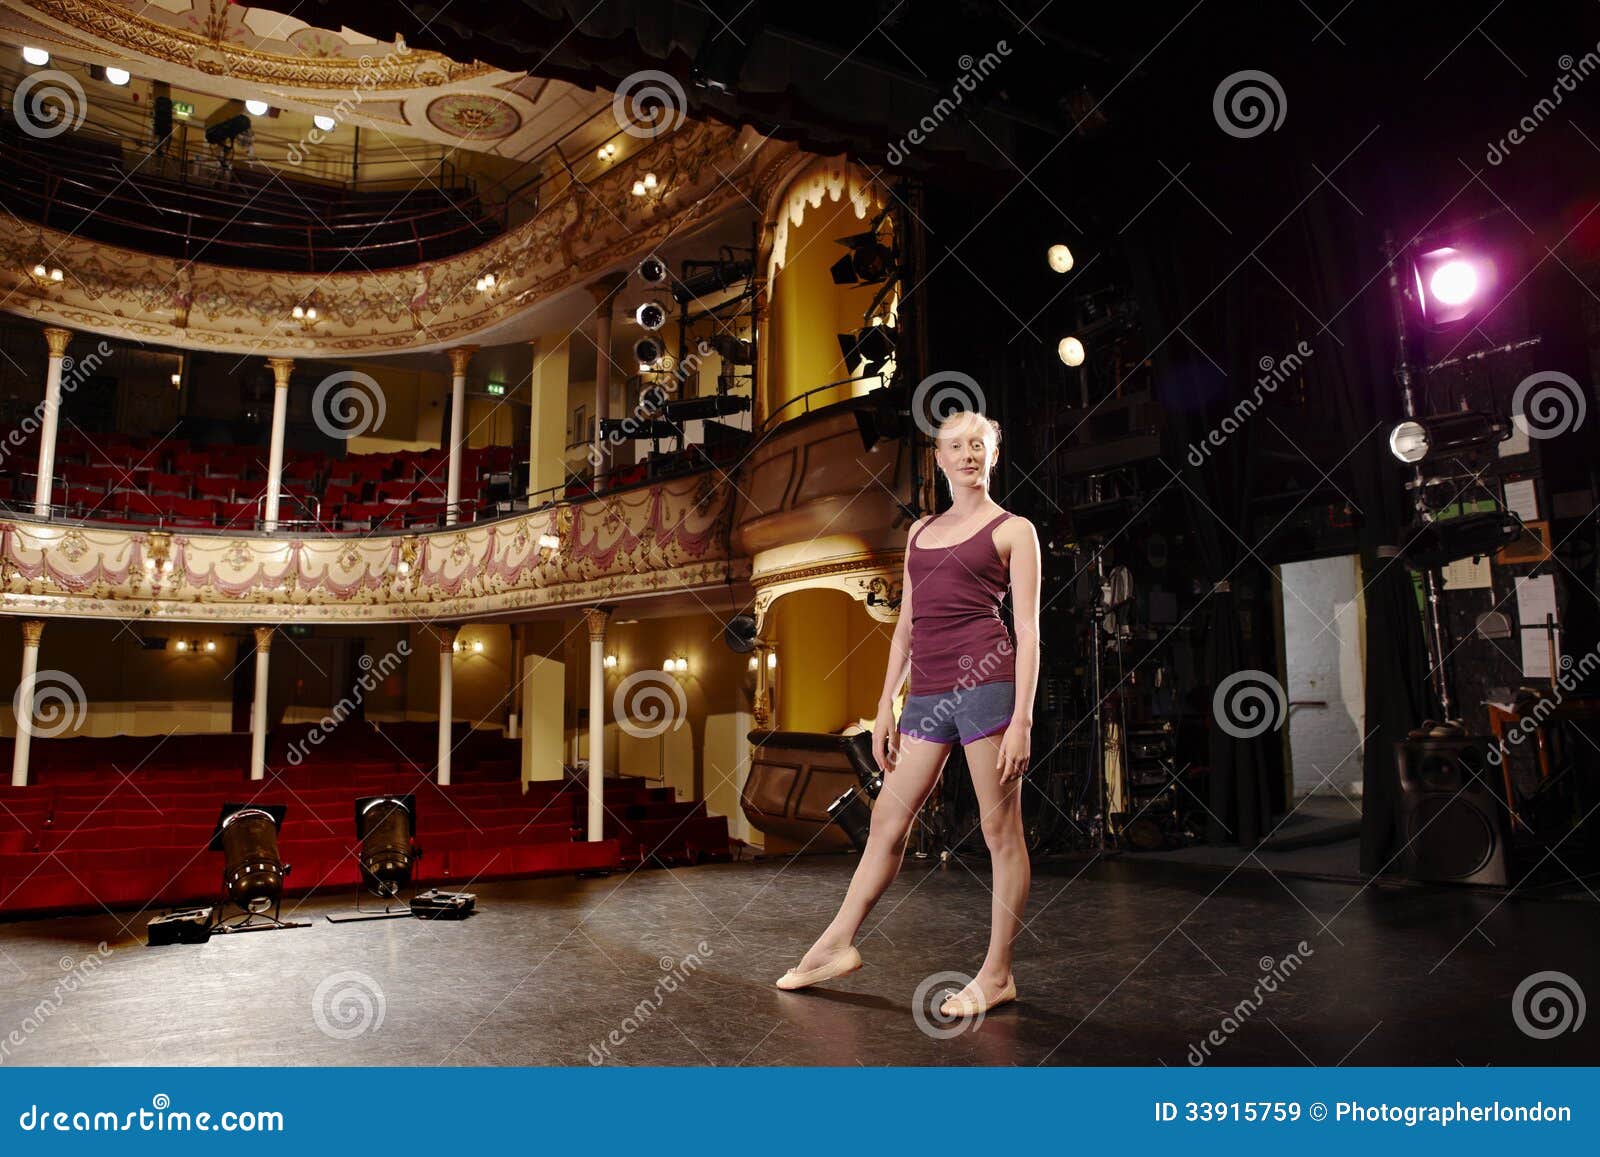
906;509;1016;695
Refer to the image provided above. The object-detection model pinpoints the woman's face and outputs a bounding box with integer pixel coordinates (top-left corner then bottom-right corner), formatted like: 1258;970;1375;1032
937;423;995;492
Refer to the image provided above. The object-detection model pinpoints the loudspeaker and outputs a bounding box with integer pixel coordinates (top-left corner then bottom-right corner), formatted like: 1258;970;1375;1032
1395;734;1511;886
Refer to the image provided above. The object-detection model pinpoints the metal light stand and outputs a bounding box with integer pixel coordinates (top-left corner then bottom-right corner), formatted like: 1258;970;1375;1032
1384;233;1457;724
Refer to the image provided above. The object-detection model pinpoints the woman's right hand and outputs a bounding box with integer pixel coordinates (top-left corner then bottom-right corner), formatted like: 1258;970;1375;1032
872;703;899;775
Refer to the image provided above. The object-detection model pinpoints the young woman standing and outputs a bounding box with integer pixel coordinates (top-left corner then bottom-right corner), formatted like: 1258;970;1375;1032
775;409;1041;1017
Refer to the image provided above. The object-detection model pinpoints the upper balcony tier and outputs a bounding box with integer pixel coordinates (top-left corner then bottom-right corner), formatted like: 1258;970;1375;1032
0;117;800;357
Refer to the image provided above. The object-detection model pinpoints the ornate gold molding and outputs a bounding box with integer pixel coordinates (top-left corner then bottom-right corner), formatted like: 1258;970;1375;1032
446;345;478;377
19;619;44;647
437;625;459;653
252;625;273;652
267;357;294;389
584;606;613;641
19;0;492;90
42;327;72;359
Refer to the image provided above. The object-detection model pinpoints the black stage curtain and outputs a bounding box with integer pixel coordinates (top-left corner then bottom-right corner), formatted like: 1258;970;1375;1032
1292;194;1439;876
1124;245;1274;847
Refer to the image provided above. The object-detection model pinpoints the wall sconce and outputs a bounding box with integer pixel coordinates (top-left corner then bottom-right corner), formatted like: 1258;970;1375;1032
597;142;617;161
604;653;618;670
537;531;560;557
451;638;485;655
27;262;64;289
474;271;499;293
747;655;758;672
630;171;660;197
141;531;175;576
665;656;689;673
766;650;777;669
395;534;419;577
291;301;321;330
173;638;216;654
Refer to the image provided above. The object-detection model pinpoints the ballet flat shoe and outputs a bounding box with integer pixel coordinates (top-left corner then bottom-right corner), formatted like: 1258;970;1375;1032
939;976;1016;1018
775;945;862;991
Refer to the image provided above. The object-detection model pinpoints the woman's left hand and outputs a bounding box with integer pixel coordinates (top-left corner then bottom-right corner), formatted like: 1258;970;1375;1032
997;720;1032;783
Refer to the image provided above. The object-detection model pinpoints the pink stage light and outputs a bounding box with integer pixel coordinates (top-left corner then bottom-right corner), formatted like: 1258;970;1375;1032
1412;246;1494;325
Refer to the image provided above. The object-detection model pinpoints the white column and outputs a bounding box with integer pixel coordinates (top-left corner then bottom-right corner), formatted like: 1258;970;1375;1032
587;277;625;472
10;620;44;787
445;346;477;525
437;626;458;785
250;627;272;781
33;328;72;517
584;606;611;841
263;357;293;530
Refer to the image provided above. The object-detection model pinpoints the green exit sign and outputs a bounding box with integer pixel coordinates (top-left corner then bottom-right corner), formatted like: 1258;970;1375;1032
173;100;194;118
486;382;506;396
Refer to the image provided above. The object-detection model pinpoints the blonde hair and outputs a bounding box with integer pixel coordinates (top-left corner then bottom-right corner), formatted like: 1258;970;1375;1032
935;409;1001;478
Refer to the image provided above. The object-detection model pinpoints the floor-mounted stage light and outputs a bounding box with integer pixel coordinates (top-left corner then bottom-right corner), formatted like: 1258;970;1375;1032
830;231;894;285
635;300;667;330
328;795;420;923
1412;245;1494;326
209;804;306;933
1388;411;1509;464
838;324;896;376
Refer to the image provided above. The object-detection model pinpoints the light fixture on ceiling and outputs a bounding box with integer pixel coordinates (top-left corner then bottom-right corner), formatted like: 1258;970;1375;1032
105;67;131;86
21;47;49;67
597;142;617;161
313;114;336;132
246;99;270;116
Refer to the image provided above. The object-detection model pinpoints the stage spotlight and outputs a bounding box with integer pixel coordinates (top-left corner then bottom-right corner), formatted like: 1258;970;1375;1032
1047;244;1075;273
1397;512;1522;570
634;336;666;366
638;255;669;284
245;99;269;116
1388;411;1510;464
209;804;304;932
723;613;758;654
709;335;753;364
321;795;421;923
830;231;894;285
313;114;337;132
21;46;48;66
838;324;897;376
1058;336;1085;366
1412;246;1494;325
635;300;667;330
104;67;131;86
853;388;906;451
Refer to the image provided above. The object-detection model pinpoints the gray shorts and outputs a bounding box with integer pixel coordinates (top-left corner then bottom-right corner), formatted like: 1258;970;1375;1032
897;680;1015;745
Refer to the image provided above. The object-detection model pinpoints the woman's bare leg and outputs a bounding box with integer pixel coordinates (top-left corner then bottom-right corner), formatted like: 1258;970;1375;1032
954;731;1031;1000
794;735;950;973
